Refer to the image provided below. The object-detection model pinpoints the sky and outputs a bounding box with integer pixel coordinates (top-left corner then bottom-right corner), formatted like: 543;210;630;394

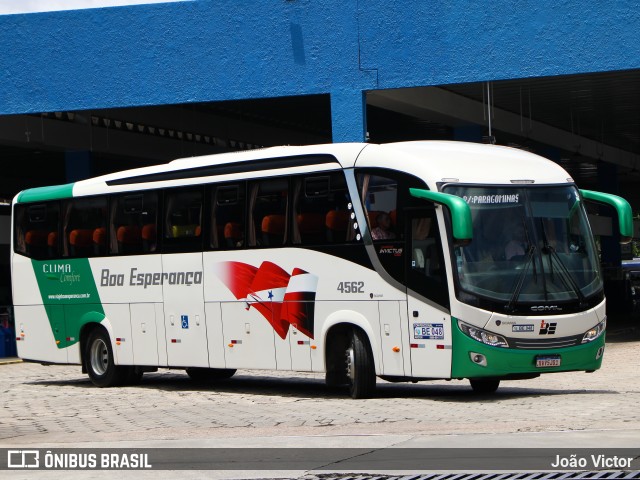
0;0;188;15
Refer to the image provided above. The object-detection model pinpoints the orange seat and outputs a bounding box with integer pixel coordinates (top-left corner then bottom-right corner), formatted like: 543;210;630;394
69;229;94;247
141;224;157;242
262;215;285;235
93;228;108;255
141;223;157;252
297;213;325;235
117;225;142;245
224;222;243;248
261;214;285;245
47;231;58;247
93;227;107;246
224;222;242;239
25;230;48;247
325;210;350;243
325;210;349;231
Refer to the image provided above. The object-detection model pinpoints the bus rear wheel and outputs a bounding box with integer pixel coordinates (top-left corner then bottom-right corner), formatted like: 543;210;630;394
186;367;236;381
469;378;500;394
85;327;127;387
345;329;376;399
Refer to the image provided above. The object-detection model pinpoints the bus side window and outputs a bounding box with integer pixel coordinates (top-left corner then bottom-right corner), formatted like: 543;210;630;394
409;212;449;308
293;171;355;245
292;175;328;245
248;178;288;247
62;197;108;258
211;183;246;250
163;188;203;253
14;202;61;259
110;191;159;255
357;174;398;241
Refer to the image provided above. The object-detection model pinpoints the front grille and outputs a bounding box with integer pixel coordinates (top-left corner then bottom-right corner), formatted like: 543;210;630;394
508;333;583;349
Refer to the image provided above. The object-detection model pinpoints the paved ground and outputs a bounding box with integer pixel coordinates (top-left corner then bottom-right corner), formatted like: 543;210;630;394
1;324;639;446
0;323;639;477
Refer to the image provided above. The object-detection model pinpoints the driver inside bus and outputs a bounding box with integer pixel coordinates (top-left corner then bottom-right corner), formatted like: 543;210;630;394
371;212;396;240
505;224;526;260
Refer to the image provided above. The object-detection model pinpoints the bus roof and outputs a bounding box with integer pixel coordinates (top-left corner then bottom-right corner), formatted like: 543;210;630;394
15;141;573;203
356;141;573;190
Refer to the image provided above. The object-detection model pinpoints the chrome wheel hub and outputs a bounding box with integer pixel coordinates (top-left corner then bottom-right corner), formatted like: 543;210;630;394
90;338;109;376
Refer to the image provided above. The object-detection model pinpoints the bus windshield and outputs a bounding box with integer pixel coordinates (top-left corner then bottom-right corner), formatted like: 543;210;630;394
444;185;602;309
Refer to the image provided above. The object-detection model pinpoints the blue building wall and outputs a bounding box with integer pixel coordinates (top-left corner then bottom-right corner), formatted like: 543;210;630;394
1;0;640;142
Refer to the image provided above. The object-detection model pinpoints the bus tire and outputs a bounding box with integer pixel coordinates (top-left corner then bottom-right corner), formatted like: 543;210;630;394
186;367;236;381
469;378;500;394
346;329;376;399
85;327;127;387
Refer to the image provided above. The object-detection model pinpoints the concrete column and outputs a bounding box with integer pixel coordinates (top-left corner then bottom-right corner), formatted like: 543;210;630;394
330;90;367;143
65;151;92;183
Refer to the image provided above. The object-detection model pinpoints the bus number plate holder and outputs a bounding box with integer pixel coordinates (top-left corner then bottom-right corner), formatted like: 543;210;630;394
535;355;561;367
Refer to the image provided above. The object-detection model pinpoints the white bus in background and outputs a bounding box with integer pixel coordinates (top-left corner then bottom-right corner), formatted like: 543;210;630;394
11;141;632;398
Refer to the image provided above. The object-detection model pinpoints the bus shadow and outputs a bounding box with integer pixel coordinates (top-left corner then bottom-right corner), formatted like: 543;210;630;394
26;373;618;401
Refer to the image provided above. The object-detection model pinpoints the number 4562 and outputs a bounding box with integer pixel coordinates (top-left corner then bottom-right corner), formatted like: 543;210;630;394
337;281;364;293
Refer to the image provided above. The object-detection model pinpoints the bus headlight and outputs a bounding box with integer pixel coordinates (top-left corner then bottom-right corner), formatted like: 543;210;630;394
582;317;606;343
458;320;509;348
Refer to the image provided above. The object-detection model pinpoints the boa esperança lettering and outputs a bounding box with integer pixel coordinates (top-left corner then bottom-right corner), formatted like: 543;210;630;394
100;268;202;288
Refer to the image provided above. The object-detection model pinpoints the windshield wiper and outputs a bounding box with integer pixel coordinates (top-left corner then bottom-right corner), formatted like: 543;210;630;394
505;217;538;313
539;219;586;306
505;244;536;313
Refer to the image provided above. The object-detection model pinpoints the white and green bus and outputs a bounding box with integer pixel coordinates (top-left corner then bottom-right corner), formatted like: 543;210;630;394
11;141;632;398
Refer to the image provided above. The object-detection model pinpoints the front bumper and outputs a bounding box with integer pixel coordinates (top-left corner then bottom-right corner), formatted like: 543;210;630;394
451;318;605;379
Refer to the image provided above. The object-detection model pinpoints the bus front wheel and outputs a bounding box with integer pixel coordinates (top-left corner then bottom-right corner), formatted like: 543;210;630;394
469;378;500;394
85;327;128;387
345;329;376;399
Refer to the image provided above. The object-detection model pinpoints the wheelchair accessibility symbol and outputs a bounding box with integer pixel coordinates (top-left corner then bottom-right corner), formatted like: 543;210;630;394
181;315;189;329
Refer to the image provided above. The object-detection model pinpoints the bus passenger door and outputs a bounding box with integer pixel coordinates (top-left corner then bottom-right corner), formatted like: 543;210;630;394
162;253;209;367
405;208;452;378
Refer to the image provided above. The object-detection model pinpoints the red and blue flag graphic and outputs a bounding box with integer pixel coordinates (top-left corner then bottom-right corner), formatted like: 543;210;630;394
214;261;318;339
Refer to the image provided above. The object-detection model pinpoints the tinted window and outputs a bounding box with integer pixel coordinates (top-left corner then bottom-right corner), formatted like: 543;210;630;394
356;169;429;243
293;171;356;245
14;202;61;259
62;197;108;258
249;178;289;247
407;209;449;308
210;183;246;249
110;191;159;255
164;188;203;253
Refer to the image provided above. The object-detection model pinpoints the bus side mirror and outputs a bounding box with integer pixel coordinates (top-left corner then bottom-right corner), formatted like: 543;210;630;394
409;188;473;246
580;189;633;244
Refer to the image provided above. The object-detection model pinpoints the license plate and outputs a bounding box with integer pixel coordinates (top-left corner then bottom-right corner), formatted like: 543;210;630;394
536;355;561;367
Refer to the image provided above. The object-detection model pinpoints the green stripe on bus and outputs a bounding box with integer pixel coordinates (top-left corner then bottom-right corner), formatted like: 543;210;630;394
31;258;105;349
18;183;75;203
